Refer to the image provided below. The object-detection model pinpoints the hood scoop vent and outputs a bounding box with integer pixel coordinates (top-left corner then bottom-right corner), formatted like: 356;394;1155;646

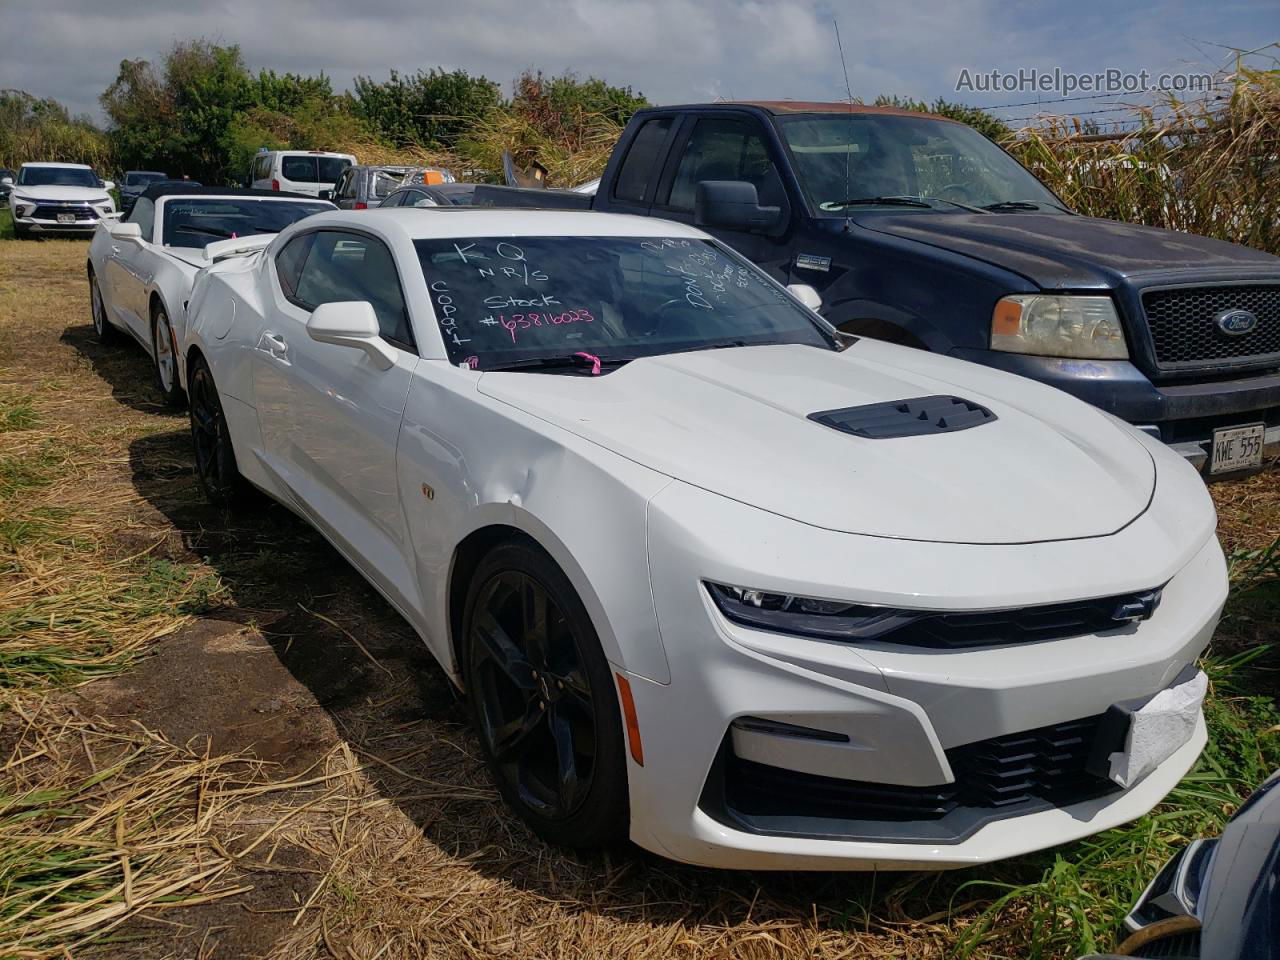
809;395;997;439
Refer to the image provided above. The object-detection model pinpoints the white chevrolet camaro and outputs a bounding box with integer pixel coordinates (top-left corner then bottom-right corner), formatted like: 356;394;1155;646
181;208;1225;870
87;186;333;404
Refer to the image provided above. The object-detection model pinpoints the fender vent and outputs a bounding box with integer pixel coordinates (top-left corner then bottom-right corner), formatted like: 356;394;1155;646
809;395;997;439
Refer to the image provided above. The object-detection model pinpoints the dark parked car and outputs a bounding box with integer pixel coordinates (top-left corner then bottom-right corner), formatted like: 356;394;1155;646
120;170;169;214
477;101;1280;476
1081;770;1278;960
379;183;476;208
0;169;13;203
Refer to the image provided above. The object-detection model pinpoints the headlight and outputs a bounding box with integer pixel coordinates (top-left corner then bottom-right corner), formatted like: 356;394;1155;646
706;583;919;642
991;294;1128;359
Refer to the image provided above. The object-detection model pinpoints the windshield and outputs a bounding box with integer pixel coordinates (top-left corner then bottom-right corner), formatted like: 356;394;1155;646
416;236;835;369
125;171;167;186
161;198;332;248
17;166;100;188
777;114;1065;213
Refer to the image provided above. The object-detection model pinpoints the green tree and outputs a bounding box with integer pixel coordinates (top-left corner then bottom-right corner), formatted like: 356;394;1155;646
0;89;110;171
353;68;502;148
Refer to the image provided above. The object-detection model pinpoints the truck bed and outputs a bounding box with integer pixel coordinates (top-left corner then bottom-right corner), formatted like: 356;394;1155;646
472;184;594;211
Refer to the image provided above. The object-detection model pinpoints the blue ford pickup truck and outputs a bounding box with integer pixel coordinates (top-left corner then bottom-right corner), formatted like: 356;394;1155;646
477;101;1280;475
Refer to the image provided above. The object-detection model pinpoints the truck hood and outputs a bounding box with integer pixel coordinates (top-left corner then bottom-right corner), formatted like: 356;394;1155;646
10;184;112;204
857;212;1280;289
478;342;1155;544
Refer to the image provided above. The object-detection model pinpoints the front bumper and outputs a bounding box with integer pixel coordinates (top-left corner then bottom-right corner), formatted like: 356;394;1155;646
624;473;1224;870
949;350;1280;471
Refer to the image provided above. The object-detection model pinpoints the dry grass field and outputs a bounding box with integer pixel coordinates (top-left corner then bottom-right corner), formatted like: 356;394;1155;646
0;234;1276;960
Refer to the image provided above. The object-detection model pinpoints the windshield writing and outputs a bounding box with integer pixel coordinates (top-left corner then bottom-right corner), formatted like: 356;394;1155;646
416;236;832;368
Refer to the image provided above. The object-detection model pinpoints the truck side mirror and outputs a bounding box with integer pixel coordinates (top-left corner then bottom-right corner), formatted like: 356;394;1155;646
695;181;781;234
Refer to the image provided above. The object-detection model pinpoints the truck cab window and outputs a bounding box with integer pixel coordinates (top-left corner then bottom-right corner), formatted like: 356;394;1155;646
665;118;784;212
613;117;672;203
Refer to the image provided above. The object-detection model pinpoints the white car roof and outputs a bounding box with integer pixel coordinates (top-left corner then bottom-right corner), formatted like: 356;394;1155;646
21;162;93;169
310;207;712;241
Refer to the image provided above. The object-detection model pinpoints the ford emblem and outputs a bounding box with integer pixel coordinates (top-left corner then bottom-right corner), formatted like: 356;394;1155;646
1215;308;1258;337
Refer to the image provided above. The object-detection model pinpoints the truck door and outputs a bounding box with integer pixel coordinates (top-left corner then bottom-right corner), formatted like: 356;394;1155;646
648;115;794;283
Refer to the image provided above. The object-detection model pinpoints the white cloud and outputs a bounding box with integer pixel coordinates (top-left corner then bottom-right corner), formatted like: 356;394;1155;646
0;0;1274;124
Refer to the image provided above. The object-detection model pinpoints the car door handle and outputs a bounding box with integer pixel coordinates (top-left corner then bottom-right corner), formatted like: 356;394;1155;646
261;332;289;358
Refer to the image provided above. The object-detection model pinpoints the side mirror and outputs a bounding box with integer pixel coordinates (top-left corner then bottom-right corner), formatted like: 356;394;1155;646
319;189;334;201
0;177;12;187
102;179;116;191
787;283;823;312
695;181;782;234
109;221;143;241
306;301;396;370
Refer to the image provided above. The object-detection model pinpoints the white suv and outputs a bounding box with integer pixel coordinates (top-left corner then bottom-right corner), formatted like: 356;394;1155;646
5;163;117;237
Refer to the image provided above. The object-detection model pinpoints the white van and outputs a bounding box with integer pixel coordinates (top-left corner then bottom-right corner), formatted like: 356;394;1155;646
248;150;356;198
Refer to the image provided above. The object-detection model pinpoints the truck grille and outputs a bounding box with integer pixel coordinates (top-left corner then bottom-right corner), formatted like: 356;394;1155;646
706;714;1121;842
1143;284;1280;369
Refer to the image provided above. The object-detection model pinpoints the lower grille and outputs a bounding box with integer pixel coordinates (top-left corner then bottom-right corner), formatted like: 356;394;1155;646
31;204;96;221
1143;284;1280;369
704;713;1121;843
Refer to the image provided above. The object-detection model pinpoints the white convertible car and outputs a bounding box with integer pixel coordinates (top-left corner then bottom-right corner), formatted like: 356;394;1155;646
87;185;334;404
181;208;1225;870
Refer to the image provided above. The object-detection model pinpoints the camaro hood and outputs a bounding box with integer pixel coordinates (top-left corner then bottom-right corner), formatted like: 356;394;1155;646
856;212;1280;289
10;185;111;204
479;343;1155;544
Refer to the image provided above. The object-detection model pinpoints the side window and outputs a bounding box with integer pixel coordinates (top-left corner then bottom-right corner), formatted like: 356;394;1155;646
334;170;353;199
409;191;438;207
128;198;155;240
293;231;412;348
281;155;316;182
664;118;784;212
380;191;403;208
275;233;316;299
613;117;672;202
254;155;271;181
372;172;398;199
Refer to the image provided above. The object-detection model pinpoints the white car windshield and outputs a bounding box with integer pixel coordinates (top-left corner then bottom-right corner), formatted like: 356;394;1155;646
162;198;333;248
416;236;835;370
17;166;100;188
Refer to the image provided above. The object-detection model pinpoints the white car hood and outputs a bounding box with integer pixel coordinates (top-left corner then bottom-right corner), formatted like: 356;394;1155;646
11;185;110;203
478;343;1155;545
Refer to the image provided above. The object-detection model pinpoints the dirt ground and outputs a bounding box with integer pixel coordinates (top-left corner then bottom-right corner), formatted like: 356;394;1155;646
1;236;1276;960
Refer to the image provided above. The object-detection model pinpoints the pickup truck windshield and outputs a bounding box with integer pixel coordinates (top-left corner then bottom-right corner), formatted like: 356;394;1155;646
416;236;835;369
776;113;1066;214
162;198;332;248
17;166;100;188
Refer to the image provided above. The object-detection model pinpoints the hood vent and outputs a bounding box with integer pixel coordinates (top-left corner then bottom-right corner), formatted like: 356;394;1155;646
809;395;997;439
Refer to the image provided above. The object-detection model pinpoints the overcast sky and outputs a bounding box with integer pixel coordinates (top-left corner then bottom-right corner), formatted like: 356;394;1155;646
2;0;1277;126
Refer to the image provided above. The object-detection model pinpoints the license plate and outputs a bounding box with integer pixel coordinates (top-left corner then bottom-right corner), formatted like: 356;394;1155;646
56;213;75;223
1210;422;1265;475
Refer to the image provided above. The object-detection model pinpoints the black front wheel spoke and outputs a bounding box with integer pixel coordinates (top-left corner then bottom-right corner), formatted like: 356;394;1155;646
491;699;547;762
548;705;583;810
474;610;537;691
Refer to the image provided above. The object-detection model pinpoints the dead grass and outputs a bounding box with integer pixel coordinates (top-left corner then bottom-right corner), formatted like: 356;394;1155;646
0;235;1275;959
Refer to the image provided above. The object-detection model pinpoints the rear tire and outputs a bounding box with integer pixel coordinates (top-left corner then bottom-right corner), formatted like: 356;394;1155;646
463;542;629;849
151;305;185;407
188;355;248;508
89;273;120;345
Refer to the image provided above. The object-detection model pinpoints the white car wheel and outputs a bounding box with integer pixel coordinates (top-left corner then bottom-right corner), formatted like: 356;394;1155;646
152;307;184;407
89;273;119;345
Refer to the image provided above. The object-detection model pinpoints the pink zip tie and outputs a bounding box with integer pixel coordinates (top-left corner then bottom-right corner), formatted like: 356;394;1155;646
574;352;602;376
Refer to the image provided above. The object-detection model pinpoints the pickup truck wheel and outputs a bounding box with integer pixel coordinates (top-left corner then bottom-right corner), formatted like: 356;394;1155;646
188;356;248;507
151;306;185;407
463;543;628;849
89;273;121;345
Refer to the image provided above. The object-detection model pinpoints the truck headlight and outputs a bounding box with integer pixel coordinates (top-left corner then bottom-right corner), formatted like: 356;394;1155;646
991;294;1128;359
706;583;919;642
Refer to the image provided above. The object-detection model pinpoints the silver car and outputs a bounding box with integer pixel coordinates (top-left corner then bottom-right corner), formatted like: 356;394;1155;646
331;165;411;210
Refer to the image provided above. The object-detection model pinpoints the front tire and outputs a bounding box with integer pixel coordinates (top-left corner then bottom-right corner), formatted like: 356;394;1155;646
463;542;629;849
188;355;248;507
151;306;185;407
89;272;120;344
